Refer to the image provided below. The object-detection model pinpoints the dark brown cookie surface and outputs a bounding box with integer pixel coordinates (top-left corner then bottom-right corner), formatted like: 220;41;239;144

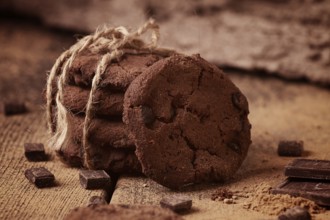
61;85;124;117
67;53;162;90
64;204;183;220
64;114;135;149
56;113;141;174
49;53;161;130
124;54;251;189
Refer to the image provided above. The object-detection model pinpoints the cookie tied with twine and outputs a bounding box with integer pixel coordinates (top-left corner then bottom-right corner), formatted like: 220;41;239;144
46;19;176;173
46;19;251;188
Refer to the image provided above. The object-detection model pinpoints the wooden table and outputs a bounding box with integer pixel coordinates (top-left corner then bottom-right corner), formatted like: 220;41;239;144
1;19;329;220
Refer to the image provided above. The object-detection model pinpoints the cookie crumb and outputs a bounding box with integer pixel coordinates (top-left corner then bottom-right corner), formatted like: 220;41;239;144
223;198;234;204
211;188;234;201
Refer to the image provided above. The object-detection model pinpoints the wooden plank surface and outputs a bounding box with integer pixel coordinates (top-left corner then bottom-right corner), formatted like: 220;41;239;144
111;73;330;220
0;19;104;220
1;17;330;220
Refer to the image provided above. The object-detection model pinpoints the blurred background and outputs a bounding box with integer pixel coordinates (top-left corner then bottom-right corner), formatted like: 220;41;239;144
0;0;329;104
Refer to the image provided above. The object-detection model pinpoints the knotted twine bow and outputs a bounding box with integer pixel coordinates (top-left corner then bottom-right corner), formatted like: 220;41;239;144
46;19;175;168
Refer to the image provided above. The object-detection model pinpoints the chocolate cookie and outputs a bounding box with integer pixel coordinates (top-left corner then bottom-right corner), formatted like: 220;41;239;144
67;52;163;90
61;85;124;117
48;51;164;132
64;204;183;220
62;113;135;149
56;113;141;174
124;54;251;189
88;118;135;149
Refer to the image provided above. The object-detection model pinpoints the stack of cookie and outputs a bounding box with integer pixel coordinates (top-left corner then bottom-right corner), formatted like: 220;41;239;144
51;51;164;175
50;51;251;189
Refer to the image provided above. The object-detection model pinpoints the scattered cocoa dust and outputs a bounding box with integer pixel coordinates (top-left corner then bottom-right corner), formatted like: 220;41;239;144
240;183;326;216
211;188;234;201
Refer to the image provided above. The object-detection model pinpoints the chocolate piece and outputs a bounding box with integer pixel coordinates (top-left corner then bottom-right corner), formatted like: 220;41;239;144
64;204;183;220
141;105;155;126
79;170;111;189
24;167;55;188
1;101;27;116
160;196;192;212
285;159;330;180
24;143;47;161
278;141;304;157
272;178;330;206
124;54;251;189
87;196;107;207
278;206;311;220
231;92;248;112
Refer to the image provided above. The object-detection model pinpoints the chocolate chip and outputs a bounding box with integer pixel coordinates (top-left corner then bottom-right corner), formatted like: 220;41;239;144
1;101;27;116
24;143;47;161
232;93;242;109
307;52;321;61
79;170;111;189
278;140;304;157
160;195;192;212
227;142;241;154
141;105;155;125
87;196;107;207
231;93;248;112
278;206;311;220
25;167;55;188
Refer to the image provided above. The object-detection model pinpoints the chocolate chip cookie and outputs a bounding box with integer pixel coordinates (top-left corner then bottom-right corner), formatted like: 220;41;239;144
124;54;251;189
67;52;163;90
61;85;124;117
56;113;141;174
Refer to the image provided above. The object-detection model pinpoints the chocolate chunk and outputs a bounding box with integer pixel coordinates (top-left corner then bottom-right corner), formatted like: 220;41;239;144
141;105;155;125
24;143;47;161
278;140;304;157
24;167;55;188
271;178;330;206
79;170;111;189
227;142;241;154
278;206;311;220
87;196;107;207
284;159;330;180
232;93;242;109
1;101;27;116
160;195;192;212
